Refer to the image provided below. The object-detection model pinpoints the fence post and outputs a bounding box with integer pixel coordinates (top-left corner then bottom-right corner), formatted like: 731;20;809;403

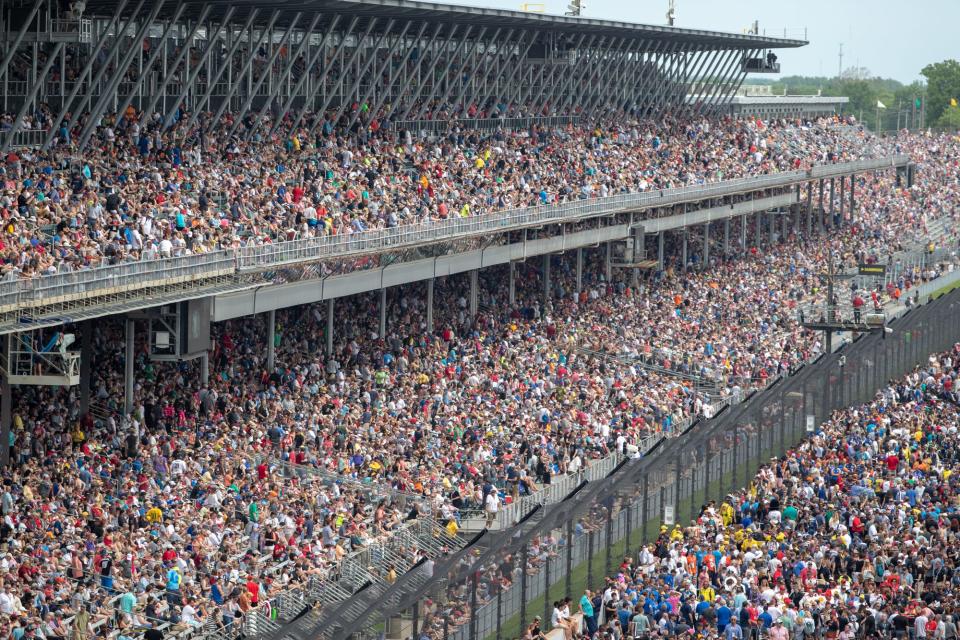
605;507;614;575
496;582;503;640
520;546;529;634
543;551;552;624
624;503;633;560
412;601;420;640
587;529;595;588
470;572;479;640
566;519;574;597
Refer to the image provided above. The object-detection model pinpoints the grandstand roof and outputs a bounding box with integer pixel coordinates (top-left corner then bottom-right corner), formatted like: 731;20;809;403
84;0;807;49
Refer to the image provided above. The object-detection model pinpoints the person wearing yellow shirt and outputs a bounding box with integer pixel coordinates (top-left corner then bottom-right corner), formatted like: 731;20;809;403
719;502;734;527
699;586;716;603
145;506;163;524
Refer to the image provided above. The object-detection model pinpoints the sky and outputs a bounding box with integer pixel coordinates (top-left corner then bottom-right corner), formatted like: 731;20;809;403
424;0;958;83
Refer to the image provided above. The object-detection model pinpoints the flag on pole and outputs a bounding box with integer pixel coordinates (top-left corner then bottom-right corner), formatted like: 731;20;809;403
876;100;887;109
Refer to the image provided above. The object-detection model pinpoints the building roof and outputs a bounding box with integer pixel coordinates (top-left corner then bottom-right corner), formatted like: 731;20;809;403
84;0;807;50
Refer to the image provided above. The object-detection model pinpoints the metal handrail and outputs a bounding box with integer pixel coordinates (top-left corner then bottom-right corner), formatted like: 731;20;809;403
0;155;908;315
389;115;583;133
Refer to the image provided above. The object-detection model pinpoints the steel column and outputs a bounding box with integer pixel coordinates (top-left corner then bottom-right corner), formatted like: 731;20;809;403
426;278;435;333
153;6;222;129
3;42;64;152
226;13;303;140
657;231;665;271
413;26;477;121
576;247;583;296
326;299;334;357
508;262;516;306
266;310;276;373
112;3;190;132
379;289;387;338
347;21;415;128
702;222;710;268
179;9;262;133
0;363;9;467
380;23;444;122
77;1;167;149
542;254;551;302
246;12;323;140
723;218;730;254
124;318;135;415
308;19;378;139
398;24;462;121
469;270;479;318
197;11;280;136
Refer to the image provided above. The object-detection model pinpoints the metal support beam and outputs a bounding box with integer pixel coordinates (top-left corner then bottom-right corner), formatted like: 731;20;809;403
346;21;415;129
426;279;435;333
77;1;167;149
125;318;135;415
817;179;825;233
576;248;583;296
703;222;710;268
326;299;335;357
226;13;304;141
681;228;688;271
806;182;814;237
181;9;263;133
849;176;856;220
80;320;93;415
2;42;64;153
740;214;748;249
273;15;345;137
399;25;462;121
723;218;730;254
542;254;551;302
0;366;9;467
657;231;665;271
200;353;209;385
508;262;516;306
44;0;133;148
469;270;479;318
154;6;223;129
829;177;836;227
839;176;846;223
605;241;613;281
200;11;281;136
266;310;276;373
754;211;762;247
379;288;388;338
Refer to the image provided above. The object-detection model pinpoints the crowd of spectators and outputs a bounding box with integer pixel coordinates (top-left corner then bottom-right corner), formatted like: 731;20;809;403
503;343;960;640
1;111;885;280
0;114;957;640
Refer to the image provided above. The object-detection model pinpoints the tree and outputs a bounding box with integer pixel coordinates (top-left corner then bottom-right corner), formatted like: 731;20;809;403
920;59;960;127
938;105;960;130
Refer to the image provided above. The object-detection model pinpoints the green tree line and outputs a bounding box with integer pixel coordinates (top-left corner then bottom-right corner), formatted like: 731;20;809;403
743;59;960;131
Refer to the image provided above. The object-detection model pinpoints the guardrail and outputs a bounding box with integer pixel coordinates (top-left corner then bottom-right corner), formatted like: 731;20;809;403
0;156;908;326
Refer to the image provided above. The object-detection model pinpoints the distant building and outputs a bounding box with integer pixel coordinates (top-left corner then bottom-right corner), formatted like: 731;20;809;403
687;84;849;118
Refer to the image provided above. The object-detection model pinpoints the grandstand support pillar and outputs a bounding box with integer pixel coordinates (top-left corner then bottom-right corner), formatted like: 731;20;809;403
839;176;846;223
806;182;814;237
605;242;613;281
266;310;276;374
632;226;645;287
768;212;776;245
817;179;825;233
723;219;730;255
509;262;516;306
542;254;551;303
740;216;747;250
681;228;689;272
426;278;435;333
80;320;93;415
576;248;584;296
200;353;209;385
379;288;388;338
702;223;710;269
657;232;665;271
124;319;135;415
0;367;9;467
326;299;335;357
754;212;762;248
849;176;856;220
829;177;836;227
469;270;479;318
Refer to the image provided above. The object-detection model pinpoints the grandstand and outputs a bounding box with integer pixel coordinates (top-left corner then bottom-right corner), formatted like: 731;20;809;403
0;3;959;640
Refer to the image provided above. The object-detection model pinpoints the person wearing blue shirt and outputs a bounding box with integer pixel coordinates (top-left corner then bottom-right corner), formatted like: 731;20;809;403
758;608;774;629
716;601;733;632
580;590;597;635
